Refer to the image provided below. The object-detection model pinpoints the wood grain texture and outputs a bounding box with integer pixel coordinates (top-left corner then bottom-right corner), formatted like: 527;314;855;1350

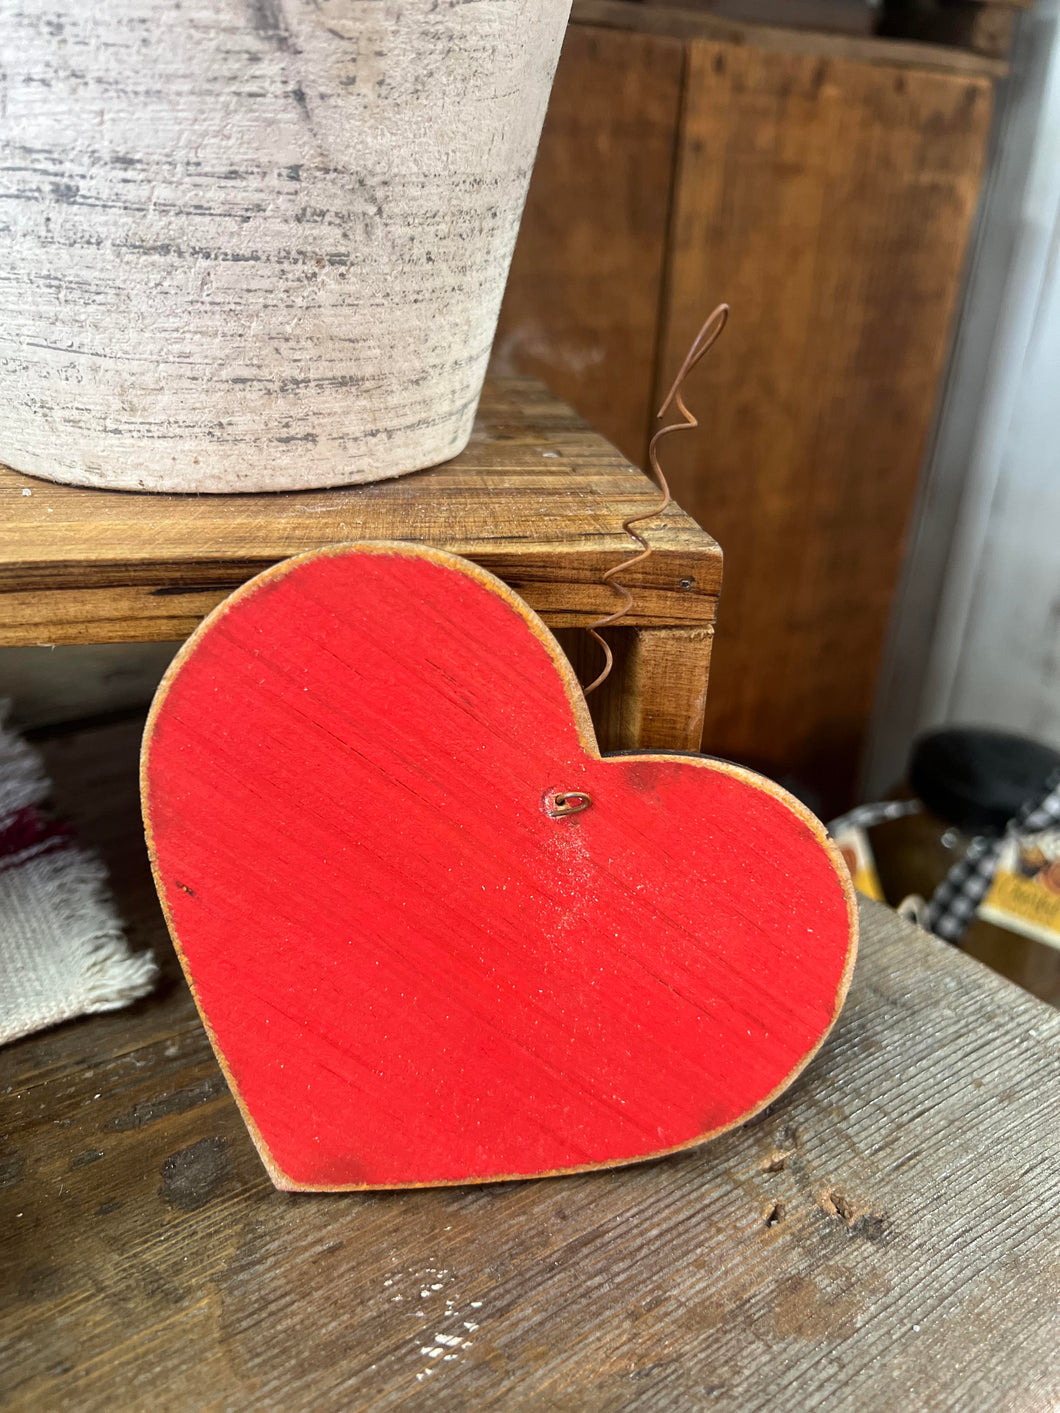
0;0;570;491
493;24;685;468
495;24;993;809
558;625;716;753
0;377;722;648
3;716;1059;1409
657;42;992;812
142;543;855;1189
571;0;1009;75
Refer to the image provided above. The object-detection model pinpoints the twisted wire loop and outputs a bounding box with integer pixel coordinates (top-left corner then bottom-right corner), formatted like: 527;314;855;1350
583;302;730;696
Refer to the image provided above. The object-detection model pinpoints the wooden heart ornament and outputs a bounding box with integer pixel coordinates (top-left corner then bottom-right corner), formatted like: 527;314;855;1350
142;544;857;1191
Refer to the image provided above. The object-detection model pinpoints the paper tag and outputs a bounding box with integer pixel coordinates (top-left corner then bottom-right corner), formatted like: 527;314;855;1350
979;829;1060;951
833;825;884;902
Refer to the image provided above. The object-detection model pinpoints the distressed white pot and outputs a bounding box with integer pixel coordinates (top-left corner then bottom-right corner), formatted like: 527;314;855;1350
0;0;570;492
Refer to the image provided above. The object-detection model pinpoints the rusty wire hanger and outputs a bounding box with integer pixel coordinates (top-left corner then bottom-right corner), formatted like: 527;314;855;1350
583;302;729;695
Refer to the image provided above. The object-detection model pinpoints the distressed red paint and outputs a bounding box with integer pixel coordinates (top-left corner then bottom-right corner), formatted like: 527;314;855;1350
142;546;856;1190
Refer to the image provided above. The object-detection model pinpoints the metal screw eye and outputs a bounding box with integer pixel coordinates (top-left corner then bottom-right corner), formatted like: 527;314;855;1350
545;790;592;818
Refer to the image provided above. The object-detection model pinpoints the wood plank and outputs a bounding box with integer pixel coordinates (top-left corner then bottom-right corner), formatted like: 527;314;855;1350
493;25;685;468
559;625;716;751
657;42;992;812
0;567;715;646
2;717;1058;1409
613;626;715;750
0;376;722;644
572;0;1010;76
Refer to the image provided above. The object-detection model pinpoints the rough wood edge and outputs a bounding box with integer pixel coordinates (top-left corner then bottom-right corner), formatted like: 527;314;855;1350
0;543;724;644
0;540;723;595
570;0;1009;78
140;541;858;1193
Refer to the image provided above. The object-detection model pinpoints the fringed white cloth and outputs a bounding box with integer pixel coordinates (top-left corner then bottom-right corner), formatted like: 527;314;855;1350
0;710;156;1044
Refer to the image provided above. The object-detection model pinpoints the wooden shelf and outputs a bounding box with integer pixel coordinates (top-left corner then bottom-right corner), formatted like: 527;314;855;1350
0;376;722;755
0;376;721;648
3;716;1059;1408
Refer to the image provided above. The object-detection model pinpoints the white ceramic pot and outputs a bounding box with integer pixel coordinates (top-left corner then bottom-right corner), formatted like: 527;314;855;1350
0;0;570;492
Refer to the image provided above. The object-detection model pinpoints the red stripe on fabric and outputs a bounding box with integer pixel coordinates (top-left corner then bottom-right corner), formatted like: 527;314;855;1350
0;806;73;862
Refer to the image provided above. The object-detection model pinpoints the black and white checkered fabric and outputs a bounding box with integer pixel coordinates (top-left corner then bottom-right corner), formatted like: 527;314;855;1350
924;768;1060;943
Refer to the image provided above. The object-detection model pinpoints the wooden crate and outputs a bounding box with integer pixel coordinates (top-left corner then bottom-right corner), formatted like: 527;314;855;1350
0;377;722;758
496;4;996;812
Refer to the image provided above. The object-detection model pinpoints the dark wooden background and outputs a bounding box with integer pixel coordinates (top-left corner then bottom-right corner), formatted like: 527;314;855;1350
496;12;995;813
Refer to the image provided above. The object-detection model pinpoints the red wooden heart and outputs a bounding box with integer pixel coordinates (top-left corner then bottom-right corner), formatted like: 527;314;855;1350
142;545;856;1191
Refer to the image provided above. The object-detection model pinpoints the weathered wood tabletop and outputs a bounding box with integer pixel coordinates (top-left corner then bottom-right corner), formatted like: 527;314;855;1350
3;717;1058;1411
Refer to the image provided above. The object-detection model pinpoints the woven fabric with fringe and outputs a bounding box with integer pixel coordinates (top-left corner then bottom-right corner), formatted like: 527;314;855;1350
0;710;157;1044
